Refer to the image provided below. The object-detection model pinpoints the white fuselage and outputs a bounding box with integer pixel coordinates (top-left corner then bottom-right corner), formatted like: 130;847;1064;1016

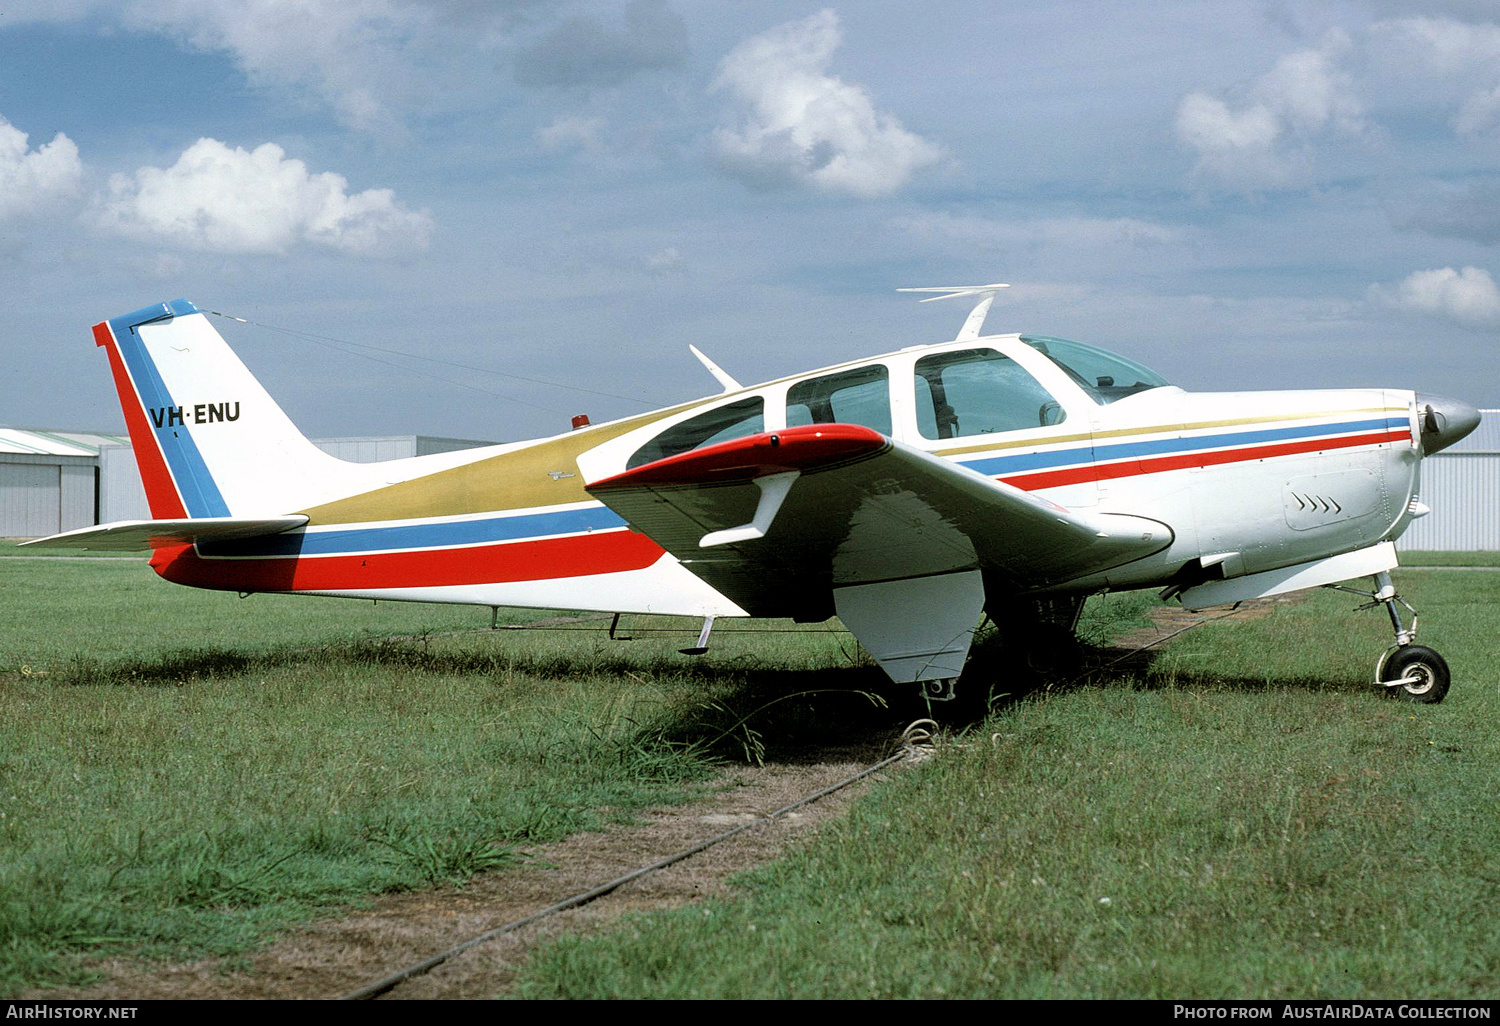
143;325;1423;616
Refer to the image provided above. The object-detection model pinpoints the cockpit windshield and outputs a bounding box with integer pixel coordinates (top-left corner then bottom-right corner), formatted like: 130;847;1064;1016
1021;336;1169;404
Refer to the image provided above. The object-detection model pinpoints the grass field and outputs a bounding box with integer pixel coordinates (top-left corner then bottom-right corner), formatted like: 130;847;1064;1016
1398;549;1500;568
0;556;865;993
514;573;1500;999
3;552;1498;997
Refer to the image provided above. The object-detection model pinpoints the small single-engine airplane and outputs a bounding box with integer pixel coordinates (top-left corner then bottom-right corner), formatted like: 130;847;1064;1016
28;286;1479;704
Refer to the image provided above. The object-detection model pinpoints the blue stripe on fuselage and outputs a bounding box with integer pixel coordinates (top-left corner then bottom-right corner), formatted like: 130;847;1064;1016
196;505;630;558
956;417;1405;478
198;418;1404;557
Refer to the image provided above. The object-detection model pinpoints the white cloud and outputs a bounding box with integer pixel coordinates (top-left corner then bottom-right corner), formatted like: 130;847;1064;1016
1371;16;1500;75
120;0;431;134
0;117;83;220
1368;266;1500;327
7;1;545;135
97;138;432;256
710;9;944;198
1371;17;1500;136
1453;83;1500;135
1174;93;1293;189
1176;34;1363;190
1256;39;1365;135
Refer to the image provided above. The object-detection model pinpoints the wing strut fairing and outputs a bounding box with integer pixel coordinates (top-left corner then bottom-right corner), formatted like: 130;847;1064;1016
834;570;986;684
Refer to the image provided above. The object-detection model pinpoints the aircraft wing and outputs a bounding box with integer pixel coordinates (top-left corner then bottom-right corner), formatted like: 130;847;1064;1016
20;516;310;552
586;425;1171;618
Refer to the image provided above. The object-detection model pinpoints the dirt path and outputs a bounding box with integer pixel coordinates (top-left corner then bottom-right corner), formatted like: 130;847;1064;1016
1108;595;1295;654
34;749;900;1000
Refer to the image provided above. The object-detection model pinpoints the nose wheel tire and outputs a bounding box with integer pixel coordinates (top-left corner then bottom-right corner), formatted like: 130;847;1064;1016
1379;645;1450;704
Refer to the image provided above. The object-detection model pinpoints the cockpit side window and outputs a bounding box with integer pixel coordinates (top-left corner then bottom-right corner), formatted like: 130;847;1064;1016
1021;336;1169;404
914;349;1065;440
786;365;892;436
627;396;765;470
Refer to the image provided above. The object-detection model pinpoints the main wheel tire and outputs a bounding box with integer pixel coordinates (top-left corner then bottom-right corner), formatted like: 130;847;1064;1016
1379;645;1451;704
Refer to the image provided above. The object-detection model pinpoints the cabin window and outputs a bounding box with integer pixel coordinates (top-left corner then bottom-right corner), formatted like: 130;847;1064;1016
914;349;1065;440
1021;336;1168;404
786;365;892;436
627;396;765;469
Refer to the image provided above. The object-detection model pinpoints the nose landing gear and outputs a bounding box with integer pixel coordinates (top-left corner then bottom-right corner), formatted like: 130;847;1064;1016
1329;570;1450;704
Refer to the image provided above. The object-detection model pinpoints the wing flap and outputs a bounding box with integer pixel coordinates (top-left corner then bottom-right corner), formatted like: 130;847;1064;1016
587;426;1172;616
21;516;311;551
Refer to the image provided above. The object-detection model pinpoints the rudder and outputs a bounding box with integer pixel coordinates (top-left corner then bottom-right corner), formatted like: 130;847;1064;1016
95;300;359;517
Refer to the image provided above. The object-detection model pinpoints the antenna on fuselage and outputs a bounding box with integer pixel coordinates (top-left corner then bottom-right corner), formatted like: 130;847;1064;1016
688;344;742;393
897;282;1010;342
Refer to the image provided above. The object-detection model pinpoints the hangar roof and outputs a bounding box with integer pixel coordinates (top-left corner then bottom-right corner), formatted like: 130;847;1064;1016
0;429;128;457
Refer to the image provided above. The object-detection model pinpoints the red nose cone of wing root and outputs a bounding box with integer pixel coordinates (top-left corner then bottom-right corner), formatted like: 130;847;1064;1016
1416;394;1482;455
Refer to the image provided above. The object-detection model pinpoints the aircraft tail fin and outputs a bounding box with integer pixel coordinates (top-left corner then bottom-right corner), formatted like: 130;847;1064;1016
95;300;358;518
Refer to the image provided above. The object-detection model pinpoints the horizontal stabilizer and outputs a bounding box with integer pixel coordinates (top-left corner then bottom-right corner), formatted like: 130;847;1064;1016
21;516;310;552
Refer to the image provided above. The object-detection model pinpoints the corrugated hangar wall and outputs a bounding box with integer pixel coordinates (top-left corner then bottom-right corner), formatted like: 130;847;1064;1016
1398;411;1500;552
1;430;126;538
0;455;96;536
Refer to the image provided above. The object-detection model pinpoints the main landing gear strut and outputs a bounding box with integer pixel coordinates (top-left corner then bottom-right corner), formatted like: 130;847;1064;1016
1328;570;1450;704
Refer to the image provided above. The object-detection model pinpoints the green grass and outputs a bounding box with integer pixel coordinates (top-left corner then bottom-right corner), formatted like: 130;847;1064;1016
0;663;717;993
514;573;1500;999
1397;549;1500;567
6;558;1499;998
0;560;865;994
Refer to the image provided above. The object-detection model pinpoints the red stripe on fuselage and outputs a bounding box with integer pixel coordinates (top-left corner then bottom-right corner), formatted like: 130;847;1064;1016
147;425;1405;595
94;321;188;519
151;529;665;592
1000;428;1409;491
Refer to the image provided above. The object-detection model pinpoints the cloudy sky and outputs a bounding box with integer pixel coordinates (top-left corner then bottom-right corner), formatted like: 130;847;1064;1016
4;0;1500;443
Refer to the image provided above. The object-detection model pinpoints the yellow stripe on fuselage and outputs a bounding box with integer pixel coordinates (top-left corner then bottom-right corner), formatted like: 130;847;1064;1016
932;406;1407;458
298;402;707;525
301;397;1410;526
